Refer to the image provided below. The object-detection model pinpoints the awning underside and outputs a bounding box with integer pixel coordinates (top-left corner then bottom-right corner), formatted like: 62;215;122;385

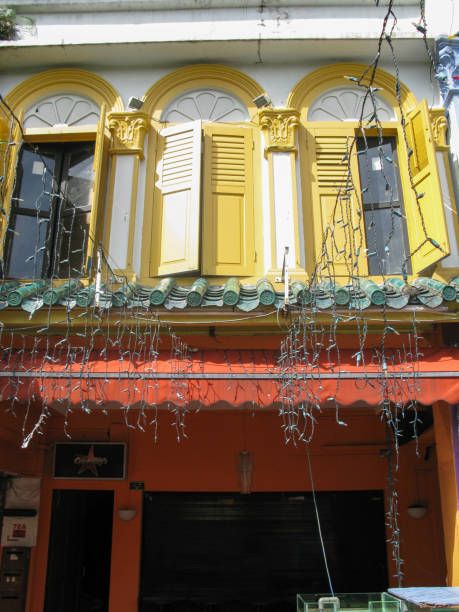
1;349;458;411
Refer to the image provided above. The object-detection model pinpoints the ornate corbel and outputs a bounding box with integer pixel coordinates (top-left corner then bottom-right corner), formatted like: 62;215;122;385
107;111;149;158
429;108;449;149
259;109;300;157
435;39;459;104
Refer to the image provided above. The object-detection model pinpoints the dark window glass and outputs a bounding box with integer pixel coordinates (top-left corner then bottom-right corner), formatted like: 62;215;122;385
357;137;410;276
4;141;95;279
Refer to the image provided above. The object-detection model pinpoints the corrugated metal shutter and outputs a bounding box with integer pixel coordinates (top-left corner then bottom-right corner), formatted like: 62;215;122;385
140;491;387;612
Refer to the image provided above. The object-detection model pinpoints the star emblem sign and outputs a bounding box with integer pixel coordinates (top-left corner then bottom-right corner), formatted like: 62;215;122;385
73;445;108;476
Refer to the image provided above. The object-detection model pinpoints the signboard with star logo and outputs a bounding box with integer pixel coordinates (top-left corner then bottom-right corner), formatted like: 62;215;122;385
53;443;126;479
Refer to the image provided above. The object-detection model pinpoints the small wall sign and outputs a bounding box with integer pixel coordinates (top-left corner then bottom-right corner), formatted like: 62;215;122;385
1;516;37;547
53;443;126;479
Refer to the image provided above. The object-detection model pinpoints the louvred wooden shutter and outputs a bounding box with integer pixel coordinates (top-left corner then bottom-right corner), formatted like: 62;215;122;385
151;121;201;276
306;125;368;277
0;114;9;228
202;125;254;276
402;99;450;273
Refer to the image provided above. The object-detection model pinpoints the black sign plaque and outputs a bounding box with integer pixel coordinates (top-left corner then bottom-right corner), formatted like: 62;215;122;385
53;443;126;480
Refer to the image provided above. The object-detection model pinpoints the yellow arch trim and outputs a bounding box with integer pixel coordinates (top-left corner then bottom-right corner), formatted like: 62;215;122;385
143;64;265;120
287;63;417;121
5;68;123;113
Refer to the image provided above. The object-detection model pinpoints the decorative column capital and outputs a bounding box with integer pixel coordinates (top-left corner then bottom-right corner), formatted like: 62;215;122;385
435;38;459;106
259;108;300;157
107;111;149;158
429;108;449;149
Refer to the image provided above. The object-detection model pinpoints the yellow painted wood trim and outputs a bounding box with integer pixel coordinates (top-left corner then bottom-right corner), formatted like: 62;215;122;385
287;63;417;122
290;151;303;271
143;64;264;121
103;154;117;256
436;148;459;278
253;129;263;278
0;306;456;332
433;403;459;586
142;127;157;279
87;104;109;272
5;69;122;114
126;155;141;271
24;125;98;142
298;126;315;278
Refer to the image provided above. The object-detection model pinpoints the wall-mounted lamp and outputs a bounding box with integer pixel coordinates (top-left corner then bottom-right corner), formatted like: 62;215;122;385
239;451;253;495
117;507;137;521
252;93;271;109
128;96;144;110
407;504;428;519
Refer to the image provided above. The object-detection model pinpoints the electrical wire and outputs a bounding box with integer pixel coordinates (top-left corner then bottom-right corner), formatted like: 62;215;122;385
305;443;335;597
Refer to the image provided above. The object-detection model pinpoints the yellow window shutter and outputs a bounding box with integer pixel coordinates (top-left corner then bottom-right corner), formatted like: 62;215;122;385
87;103;110;270
202;124;255;276
306;125;368;278
0;113;19;233
402;99;450;273
0;115;9;222
151;120;201;277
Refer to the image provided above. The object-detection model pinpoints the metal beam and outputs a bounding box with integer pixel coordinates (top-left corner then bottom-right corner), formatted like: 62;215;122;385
0;370;457;380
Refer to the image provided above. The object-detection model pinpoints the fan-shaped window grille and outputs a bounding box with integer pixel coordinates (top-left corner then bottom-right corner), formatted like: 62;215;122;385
161;88;249;123
23;94;100;128
308;87;396;122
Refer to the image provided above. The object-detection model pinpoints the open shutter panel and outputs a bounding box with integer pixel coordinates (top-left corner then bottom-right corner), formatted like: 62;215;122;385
306;125;368;278
402;99;450;273
87;103;110;273
0;115;9;227
0;112;20;237
202;125;254;276
151;121;201;276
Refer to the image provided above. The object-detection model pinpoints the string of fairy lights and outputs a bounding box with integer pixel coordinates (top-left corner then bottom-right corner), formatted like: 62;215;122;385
277;0;443;586
0;0;449;588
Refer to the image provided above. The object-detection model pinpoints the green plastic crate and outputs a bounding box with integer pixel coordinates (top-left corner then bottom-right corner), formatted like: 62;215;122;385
297;592;403;612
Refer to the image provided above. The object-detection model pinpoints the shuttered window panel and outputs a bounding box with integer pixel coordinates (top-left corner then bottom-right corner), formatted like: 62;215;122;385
150;120;201;276
306;125;368;277
401;100;450;273
202;125;255;276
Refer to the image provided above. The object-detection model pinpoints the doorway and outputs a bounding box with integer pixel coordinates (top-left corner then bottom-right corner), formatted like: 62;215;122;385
140;491;388;612
44;489;114;612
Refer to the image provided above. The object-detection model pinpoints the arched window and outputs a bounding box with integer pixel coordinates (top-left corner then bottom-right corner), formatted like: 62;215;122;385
2;70;121;279
289;64;450;278
143;66;264;278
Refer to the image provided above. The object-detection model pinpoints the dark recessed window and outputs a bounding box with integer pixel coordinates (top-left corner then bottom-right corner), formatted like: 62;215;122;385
357;137;411;276
4;141;95;279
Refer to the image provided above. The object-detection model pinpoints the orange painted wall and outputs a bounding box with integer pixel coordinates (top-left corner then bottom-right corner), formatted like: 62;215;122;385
0;405;447;612
434;403;459;586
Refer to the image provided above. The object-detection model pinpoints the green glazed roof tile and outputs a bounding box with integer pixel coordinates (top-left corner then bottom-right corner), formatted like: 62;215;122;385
1;275;457;316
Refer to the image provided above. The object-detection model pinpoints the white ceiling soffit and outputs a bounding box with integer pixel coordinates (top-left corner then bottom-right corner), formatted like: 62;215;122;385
8;0;420;13
0;39;431;71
